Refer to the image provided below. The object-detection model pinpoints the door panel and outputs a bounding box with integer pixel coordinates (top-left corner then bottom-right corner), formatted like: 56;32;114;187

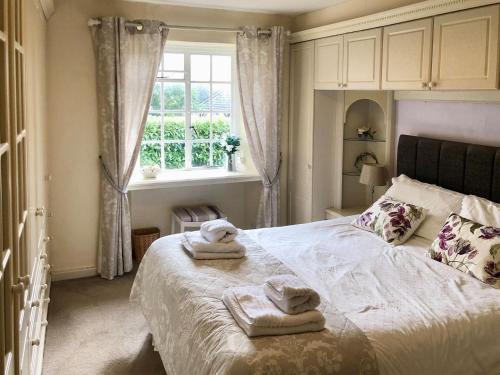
314;35;343;89
432;5;499;89
343;28;382;90
382;18;433;90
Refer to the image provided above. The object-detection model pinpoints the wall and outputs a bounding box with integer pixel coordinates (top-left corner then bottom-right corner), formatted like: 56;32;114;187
292;0;422;31
25;0;49;273
46;0;291;279
395;100;500;147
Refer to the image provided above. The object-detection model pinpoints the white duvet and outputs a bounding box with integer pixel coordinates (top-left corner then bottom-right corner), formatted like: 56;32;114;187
131;217;500;375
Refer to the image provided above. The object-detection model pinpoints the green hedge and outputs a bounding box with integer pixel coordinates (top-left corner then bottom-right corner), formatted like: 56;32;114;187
140;115;230;168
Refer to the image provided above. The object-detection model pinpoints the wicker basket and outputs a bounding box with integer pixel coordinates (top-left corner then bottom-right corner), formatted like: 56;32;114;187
132;227;160;261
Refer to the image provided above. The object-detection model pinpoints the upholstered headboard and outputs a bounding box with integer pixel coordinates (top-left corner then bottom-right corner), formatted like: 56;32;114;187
397;135;500;203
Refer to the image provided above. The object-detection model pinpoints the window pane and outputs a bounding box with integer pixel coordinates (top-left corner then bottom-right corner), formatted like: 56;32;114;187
191;113;210;140
191;83;210;111
164;82;185;110
160;71;184;80
212;56;231;82
163;53;184;71
143;115;161;141
192;143;210;167
212;113;231;138
212;83;231;112
164;113;185;140
212;141;226;167
164;143;185;169
140;143;161;167
150;82;161;111
191;55;210;81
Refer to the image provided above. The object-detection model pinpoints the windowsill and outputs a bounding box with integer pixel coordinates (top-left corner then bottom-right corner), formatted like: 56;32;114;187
128;168;261;191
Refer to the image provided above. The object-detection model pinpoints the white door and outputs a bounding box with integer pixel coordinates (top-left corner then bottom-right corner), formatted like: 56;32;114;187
382;19;433;90
289;42;314;224
343;28;382;90
314;35;343;90
431;5;499;90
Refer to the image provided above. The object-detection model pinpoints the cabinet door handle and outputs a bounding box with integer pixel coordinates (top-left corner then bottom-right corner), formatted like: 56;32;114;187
422;82;428;89
342;83;347;88
31;339;41;346
19;275;30;287
337;83;342;88
428;81;436;89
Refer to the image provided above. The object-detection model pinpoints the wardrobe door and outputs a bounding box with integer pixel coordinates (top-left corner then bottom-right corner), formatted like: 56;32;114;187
314;35;343;90
289;41;314;224
343;28;382;90
1;0;16;374
382;19;433;90
431;5;499;90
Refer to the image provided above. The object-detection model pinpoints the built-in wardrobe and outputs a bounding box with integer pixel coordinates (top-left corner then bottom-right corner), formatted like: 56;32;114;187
1;1;50;374
288;1;500;225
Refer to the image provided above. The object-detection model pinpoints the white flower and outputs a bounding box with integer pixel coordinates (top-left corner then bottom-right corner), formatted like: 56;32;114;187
226;145;234;152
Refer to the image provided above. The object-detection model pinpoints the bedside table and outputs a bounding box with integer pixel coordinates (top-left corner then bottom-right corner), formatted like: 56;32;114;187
325;207;366;220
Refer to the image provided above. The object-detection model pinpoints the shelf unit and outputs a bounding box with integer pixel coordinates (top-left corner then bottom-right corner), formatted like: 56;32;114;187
333;91;394;209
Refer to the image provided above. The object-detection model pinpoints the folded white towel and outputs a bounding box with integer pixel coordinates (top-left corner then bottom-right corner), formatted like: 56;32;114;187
223;286;325;337
264;274;321;314
182;232;246;260
200;219;238;243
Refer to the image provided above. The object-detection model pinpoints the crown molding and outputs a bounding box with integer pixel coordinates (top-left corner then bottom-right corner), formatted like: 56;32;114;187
37;0;55;20
290;0;499;43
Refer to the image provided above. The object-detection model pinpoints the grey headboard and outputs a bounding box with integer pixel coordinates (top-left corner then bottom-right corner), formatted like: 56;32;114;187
397;135;500;203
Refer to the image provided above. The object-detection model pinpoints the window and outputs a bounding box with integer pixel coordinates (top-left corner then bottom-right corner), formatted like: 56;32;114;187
140;43;236;170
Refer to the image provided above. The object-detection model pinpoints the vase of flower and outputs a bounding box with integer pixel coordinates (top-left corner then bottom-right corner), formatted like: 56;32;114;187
221;134;241;172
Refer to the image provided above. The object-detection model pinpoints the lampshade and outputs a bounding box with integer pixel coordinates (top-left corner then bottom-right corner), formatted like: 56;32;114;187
359;164;387;186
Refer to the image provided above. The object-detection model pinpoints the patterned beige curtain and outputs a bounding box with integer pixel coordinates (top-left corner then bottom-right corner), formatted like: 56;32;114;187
236;26;286;228
90;17;168;279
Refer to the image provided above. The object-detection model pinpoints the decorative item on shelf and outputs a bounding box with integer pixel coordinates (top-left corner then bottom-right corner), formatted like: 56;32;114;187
354;152;378;172
359;164;388;204
357;126;376;140
141;165;161;179
221;134;241;172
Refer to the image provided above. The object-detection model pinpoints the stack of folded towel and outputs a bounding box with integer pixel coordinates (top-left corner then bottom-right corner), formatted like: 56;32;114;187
182;219;245;259
223;274;324;337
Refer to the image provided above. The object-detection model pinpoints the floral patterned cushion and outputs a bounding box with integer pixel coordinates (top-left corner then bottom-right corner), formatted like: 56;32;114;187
353;196;426;245
428;213;500;288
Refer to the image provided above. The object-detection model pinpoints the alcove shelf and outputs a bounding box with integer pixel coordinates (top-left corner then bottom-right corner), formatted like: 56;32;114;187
334;91;394;209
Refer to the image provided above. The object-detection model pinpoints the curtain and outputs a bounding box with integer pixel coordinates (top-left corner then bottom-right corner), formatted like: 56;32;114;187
90;17;168;280
236;26;286;228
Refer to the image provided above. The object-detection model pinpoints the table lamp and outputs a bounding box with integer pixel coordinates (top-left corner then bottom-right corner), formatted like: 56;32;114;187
359;164;387;203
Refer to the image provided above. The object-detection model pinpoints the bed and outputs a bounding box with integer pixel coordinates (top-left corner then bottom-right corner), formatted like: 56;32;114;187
130;135;500;375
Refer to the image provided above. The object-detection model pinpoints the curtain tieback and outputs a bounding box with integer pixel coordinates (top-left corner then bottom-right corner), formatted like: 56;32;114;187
262;157;282;189
99;156;128;195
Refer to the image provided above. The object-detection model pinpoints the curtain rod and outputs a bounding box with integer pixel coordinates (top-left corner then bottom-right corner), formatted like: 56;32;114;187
87;18;284;35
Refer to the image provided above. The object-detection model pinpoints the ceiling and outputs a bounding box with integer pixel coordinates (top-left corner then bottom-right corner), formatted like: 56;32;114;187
126;0;348;15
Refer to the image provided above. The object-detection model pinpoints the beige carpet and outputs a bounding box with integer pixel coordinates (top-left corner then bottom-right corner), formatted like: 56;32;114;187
42;270;166;375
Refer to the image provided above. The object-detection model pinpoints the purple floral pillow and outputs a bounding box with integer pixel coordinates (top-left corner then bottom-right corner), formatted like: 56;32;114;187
428;213;500;288
353;196;426;245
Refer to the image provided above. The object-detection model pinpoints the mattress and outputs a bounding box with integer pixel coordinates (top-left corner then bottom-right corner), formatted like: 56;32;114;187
130;217;500;375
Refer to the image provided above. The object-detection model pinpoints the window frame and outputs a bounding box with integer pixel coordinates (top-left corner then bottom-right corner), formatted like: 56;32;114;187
141;41;238;171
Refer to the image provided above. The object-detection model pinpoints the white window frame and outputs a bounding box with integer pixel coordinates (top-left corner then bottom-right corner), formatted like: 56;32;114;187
141;41;239;171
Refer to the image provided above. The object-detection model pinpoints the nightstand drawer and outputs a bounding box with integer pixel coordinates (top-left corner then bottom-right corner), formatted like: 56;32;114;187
325;207;366;220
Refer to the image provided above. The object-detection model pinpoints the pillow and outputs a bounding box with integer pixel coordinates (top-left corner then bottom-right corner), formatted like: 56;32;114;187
386;174;465;241
428;213;500;288
353;195;426;245
460;195;500;227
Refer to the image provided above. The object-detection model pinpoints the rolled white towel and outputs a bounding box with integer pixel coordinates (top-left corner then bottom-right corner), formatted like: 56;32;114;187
182;232;246;260
264;274;321;314
223;286;325;337
200;219;238;243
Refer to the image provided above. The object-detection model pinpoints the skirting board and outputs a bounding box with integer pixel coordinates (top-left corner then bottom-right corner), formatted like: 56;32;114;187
51;266;97;281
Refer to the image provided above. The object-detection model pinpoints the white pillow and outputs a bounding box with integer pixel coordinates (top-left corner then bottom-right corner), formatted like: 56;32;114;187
460;195;500;227
385;174;464;241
